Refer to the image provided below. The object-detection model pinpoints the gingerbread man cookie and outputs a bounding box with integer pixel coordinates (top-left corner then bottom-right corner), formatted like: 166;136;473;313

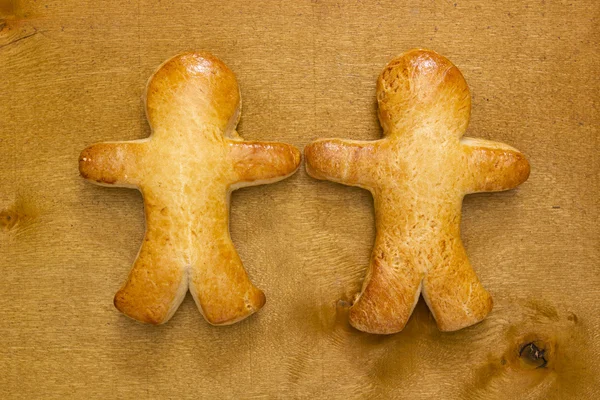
80;52;301;325
305;49;530;334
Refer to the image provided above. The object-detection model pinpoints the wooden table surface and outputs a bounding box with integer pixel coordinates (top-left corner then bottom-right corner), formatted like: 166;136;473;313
1;0;598;398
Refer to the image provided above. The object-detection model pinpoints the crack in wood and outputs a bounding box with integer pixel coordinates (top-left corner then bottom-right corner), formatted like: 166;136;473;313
0;28;38;49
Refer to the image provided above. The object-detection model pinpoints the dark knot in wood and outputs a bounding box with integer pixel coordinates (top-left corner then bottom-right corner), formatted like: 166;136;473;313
0;210;19;231
519;342;548;369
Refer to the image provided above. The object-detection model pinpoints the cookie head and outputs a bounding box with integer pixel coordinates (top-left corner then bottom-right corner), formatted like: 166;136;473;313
145;52;241;135
376;49;471;137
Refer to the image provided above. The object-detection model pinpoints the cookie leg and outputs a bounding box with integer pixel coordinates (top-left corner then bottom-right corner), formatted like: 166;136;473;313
422;242;493;332
189;239;265;325
114;238;189;325
349;241;422;334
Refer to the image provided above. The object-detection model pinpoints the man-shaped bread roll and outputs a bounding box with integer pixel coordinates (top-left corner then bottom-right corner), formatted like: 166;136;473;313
80;52;301;325
305;49;530;334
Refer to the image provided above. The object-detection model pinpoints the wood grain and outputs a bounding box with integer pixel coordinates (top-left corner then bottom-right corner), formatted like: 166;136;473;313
1;0;598;398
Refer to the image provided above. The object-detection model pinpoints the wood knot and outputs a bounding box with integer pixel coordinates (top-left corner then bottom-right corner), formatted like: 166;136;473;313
519;342;548;369
0;209;19;230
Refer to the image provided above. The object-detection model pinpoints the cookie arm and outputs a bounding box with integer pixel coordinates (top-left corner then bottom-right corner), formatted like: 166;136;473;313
304;139;378;189
228;140;301;187
79;142;146;187
460;138;530;194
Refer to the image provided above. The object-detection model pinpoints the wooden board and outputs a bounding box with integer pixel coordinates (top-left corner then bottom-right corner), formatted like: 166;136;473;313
1;0;598;398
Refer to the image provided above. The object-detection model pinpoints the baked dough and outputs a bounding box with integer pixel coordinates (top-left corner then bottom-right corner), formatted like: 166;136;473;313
79;52;301;325
305;49;530;334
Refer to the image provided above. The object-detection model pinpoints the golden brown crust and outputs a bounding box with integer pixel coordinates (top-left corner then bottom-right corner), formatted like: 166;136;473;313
461;138;531;193
79;52;300;325
305;48;530;334
304;139;378;189
229;140;301;187
145;52;241;133
376;48;471;135
79;142;145;186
